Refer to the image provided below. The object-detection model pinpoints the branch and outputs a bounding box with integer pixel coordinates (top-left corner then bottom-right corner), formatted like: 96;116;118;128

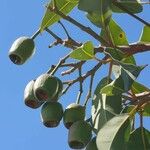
119;43;150;55
113;0;150;27
61;61;85;76
62;56;108;94
47;6;109;45
76;67;83;104
84;74;94;106
95;43;150;55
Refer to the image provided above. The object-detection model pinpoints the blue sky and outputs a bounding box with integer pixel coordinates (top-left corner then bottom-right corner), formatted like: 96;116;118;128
0;1;150;150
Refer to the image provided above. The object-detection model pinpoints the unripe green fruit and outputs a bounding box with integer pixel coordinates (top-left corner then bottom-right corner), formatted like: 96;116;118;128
41;102;63;127
63;103;85;129
9;36;35;65
51;77;63;101
34;74;60;102
68;120;92;149
86;137;98;150
24;80;43;109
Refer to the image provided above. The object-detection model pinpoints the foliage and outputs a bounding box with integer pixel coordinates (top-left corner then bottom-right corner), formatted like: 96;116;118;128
8;0;150;149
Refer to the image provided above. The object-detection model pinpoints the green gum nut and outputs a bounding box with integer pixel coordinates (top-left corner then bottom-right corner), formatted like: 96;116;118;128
24;80;43;109
41;102;63;128
51;77;63;101
63;103;85;129
9;36;35;65
68;120;92;149
86;137;98;150
34;74;59;102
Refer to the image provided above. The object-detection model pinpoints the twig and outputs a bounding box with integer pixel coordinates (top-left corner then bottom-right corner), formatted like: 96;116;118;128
84;74;94;106
47;53;70;75
58;21;70;38
76;67;83;104
113;0;150;27
47;6;109;45
45;28;63;43
139;110;147;150
61;61;85;76
31;29;41;40
63;56;108;94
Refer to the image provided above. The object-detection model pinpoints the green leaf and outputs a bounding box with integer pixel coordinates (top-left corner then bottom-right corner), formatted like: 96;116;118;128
142;103;150;116
100;76;125;95
131;81;150;94
70;41;94;60
127;127;150;150
78;0;112;27
92;77;122;133
101;63;145;96
111;0;143;14
100;19;128;46
96;114;131;150
139;26;150;44
40;0;77;31
112;55;136;78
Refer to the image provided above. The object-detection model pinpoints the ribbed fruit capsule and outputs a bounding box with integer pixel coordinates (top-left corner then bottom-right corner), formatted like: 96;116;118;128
68;120;92;149
41;102;63;128
24;80;43;109
86;137;98;150
9;36;35;65
63;103;85;129
34;74;62;102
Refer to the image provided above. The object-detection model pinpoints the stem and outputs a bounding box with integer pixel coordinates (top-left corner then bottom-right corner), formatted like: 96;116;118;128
31;29;41;40
113;1;150;27
139;110;147;150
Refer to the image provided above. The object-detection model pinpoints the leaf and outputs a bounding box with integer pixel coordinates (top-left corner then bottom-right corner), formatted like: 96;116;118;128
100;76;125;96
92;77;122;133
142;103;150;116
78;0;112;27
104;48;136;79
96;114;131;150
101;63;146;96
112;55;136;78
40;0;77;31
139;25;150;44
111;0;143;14
127;127;150;150
131;81;150;94
100;19;128;46
70;41;94;60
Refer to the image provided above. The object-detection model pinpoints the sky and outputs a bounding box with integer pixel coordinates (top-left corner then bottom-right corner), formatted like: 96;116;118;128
0;1;150;150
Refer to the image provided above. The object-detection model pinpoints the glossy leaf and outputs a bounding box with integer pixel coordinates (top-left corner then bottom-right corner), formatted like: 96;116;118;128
92;77;122;133
127;127;150;150
139;25;150;44
70;41;94;60
111;0;143;14
40;0;77;31
100;19;128;46
96;114;131;150
79;0;112;27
